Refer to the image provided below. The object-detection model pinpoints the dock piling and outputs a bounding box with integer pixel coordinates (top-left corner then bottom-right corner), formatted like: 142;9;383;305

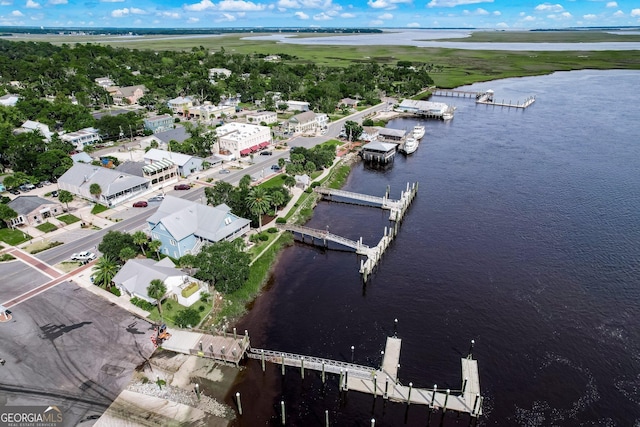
407;382;413;405
430;385;437;408
301;357;305;379
281;353;285;375
194;384;200;400
322;362;326;383
443;389;450;413
281;401;286;425
235;392;242;415
325;410;329;427
384;376;389;399
261;349;265;372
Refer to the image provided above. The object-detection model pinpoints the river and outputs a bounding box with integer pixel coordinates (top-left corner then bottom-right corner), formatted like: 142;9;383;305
233;70;640;426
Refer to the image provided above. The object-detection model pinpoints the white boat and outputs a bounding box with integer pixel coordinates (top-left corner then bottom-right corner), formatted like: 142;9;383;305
442;106;455;121
412;125;426;140
402;137;419;154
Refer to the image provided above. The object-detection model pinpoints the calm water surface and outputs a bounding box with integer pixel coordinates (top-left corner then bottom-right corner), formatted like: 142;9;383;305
233;70;640;426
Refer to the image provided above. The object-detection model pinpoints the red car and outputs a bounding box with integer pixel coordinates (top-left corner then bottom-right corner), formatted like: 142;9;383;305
133;201;148;208
174;183;191;190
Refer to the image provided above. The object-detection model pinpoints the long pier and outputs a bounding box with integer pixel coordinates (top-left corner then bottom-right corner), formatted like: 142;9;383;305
433;87;536;109
280;183;418;279
248;336;483;418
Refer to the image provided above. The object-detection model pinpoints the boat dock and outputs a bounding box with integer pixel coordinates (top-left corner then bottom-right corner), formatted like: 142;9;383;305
279;183;418;280
247;336;483;418
160;328;250;366
433;87;536;109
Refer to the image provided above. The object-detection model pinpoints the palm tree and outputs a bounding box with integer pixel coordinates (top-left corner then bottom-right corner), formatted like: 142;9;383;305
245;187;271;232
271;190;286;211
89;183;102;202
93;256;119;289
283;175;296;192
148;239;162;260
58;190;73;212
132;231;148;256
147;279;167;318
119;247;136;264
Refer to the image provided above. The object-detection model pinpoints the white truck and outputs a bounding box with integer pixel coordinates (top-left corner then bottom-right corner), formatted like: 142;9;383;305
71;251;96;262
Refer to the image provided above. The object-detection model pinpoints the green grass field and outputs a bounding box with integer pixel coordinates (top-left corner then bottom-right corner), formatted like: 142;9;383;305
57;214;81;225
0;228;30;245
35;222;57;233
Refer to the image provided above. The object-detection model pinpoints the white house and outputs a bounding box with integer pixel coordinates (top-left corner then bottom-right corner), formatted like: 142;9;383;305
0;94;19;107
216;122;272;158
315;113;329;129
60;127;102;151
17;120;53;141
94;77;115;89
144;148;203;178
112;257;205;307
188;104;235;121
286;100;310;112
286;111;318;134
246;111;278;125
209;68;232;83
168;96;194;115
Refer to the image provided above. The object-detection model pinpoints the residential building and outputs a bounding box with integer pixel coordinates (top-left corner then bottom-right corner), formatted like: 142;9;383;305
147;196;251;258
0;94;19;107
360;126;381;142
245;111;278;125
70;152;93;164
7;196;64;227
209;68;232;83
141;158;179;187
60;127;101;151
315;113;329;129
339;98;359;109
111;85;146;106
187;104;234;121
216;122;271;158
58;163;150;207
168;96;194;115
154;127;190;146
263;55;281;62
286;100;310;112
113;257;205;307
144;115;173;134
94;77;115;89
144;148;203;178
16;120;53;141
286;111;318;134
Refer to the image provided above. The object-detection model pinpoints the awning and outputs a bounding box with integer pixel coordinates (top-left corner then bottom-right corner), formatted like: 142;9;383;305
250;145;260;152
259;141;270;148
240;148;251;156
143;158;174;174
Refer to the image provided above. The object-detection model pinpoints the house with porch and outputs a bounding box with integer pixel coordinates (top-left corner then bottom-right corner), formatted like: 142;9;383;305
57;163;150;207
112;257;205;307
144;115;173;134
216;122;272;159
168;96;194;115
60;127;101;151
339;98;359;109
111;85;146;106
7;196;64;227
286;100;310;112
144;149;203;178
16;120;53;141
147;196;251;258
286;111;318;134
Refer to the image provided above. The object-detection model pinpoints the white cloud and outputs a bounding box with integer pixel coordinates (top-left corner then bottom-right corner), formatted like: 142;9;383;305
130;7;145;14
427;0;494;7
407;22;420;27
159;11;180;18
278;0;299;8
605;1;616;8
631;8;640;17
48;0;67;4
369;19;383;25
368;0;390;8
612;10;623;17
218;0;266;11
340;12;355;17
26;0;41;8
187;16;200;22
111;8;127;16
313;11;331;20
11;9;23;15
496;21;508;28
184;0;214;11
583;13;597;20
547;11;571;19
523;15;535;21
379;12;393;19
217;12;236;21
534;3;563;13
493;10;500;15
519;11;525;16
463;7;489;15
294;10;308;18
1;0;13;4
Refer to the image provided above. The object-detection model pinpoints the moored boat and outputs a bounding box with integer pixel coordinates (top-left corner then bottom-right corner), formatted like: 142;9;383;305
402;137;419;154
412;125;426;140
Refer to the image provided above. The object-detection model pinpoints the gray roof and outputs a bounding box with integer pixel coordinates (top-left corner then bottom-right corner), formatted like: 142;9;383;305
145;148;196;167
362;141;397;152
154;126;190;144
91;109;130;120
289;111;316;124
112;258;181;301
71;152;93;163
148;196;250;242
378;128;406;137
115;161;146;177
8;196;59;215
58;163;149;198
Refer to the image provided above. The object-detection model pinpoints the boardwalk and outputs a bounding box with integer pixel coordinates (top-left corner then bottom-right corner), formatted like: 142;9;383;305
249;336;483;417
433;87;536;110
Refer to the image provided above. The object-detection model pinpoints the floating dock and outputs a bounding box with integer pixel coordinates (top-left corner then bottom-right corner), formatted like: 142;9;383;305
433;87;536;109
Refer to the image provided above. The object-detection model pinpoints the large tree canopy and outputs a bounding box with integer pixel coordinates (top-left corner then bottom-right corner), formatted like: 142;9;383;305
194;240;250;294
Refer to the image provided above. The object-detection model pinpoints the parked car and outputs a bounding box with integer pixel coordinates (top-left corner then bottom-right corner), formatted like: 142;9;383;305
41;180;52;186
260;150;273;156
19;183;35;192
50;190;58;197
174;183;191;190
271;165;281;171
219;169;230;175
133;201;148;208
148;195;165;203
9;189;20;195
71;251;96;262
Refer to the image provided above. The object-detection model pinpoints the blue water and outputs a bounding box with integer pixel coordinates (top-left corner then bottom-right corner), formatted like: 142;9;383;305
234;70;640;426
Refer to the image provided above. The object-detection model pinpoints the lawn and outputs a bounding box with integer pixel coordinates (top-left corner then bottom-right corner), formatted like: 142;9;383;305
57;214;81;225
91;204;109;215
0;228;30;245
36;222;57;233
148;299;212;327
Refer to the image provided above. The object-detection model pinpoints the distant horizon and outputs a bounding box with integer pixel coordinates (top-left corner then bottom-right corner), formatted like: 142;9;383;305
1;0;639;30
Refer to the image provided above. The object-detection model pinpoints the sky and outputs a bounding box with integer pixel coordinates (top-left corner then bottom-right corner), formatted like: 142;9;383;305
1;0;639;29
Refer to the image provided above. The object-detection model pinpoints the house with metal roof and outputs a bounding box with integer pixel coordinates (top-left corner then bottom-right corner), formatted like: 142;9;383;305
147;196;251;258
112;257;205;306
111;85;146;106
57;163;150;207
7;196;64;227
144;114;173;134
167;96;194;115
60;127;101;151
286;111;318;134
144;148;202;178
16;120;53;141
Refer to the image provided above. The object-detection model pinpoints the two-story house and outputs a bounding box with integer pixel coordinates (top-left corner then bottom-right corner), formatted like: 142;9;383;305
286;111;318;134
168;96;194;115
144;149;203;178
144;115;173;134
147;196;251;258
60;127;102;151
111;85;146;106
246;111;278;126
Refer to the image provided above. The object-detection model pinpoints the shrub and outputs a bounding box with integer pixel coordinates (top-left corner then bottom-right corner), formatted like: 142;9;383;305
0;253;15;262
174;308;201;328
130;297;155;311
310;182;320;188
258;233;269;241
110;287;121;297
276;217;286;224
198;305;206;312
267;227;278;234
304;188;313;193
181;282;199;298
165;301;173;310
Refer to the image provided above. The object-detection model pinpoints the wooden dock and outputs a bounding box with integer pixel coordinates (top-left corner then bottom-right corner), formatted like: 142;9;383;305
160;328;250;366
248;336;483;417
433;87;536;110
